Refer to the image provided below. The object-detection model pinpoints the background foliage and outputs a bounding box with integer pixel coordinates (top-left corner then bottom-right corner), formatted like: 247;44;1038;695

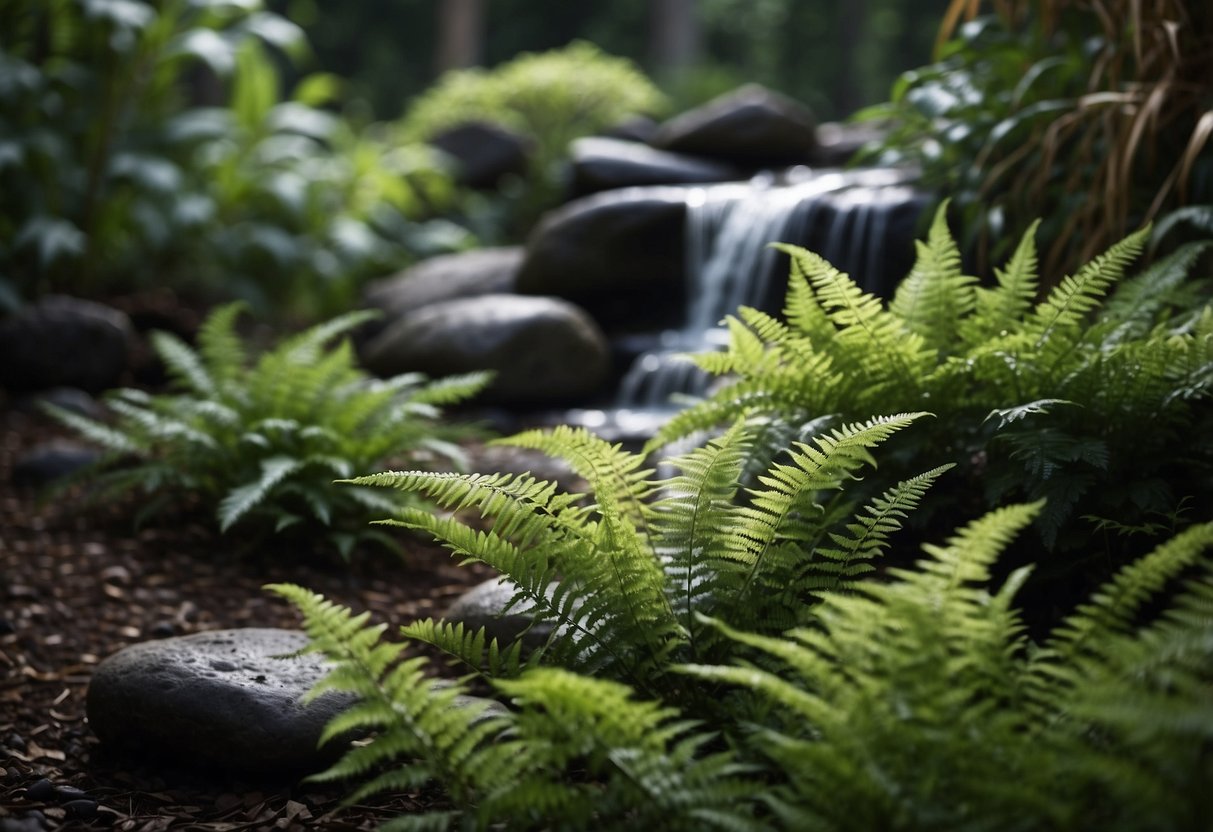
860;0;1213;277
0;0;470;317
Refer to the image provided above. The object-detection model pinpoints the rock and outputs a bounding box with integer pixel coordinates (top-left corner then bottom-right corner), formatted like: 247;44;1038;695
0;812;47;832
87;629;356;776
442;577;555;652
11;440;101;490
515;186;692;330
362;247;524;320
652;84;819;167
22;781;54;802
568;137;742;197
14;387;104;419
361;294;610;406
429;120;532;189
0;296;133;394
601;115;660;144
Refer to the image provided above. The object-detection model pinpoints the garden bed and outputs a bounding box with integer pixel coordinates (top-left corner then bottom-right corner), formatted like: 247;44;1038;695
0;404;489;830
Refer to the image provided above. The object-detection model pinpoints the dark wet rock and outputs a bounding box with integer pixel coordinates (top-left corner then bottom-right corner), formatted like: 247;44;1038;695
361;294;610;406
61;801;97;821
601;115;660;144
0;296;133;394
11;440;101;490
568;136;742;197
442;577;556;652
363;247;524;320
87;628;355;776
652;83;819;167
23;780;54;802
14;387;103;419
515;185;691;330
465;444;585;496
429;120;532;189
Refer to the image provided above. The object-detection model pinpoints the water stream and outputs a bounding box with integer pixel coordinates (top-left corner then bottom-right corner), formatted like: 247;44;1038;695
567;166;924;442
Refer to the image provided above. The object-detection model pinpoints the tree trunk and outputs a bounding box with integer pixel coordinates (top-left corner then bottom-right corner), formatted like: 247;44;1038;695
649;0;701;82
435;0;485;74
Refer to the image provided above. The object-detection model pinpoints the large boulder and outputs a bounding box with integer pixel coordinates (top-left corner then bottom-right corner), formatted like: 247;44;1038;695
363;247;525;319
568;137;742;197
441;577;557;653
361;294;610;406
0;296;133;394
87;629;354;776
515;186;692;331
428;120;532;189
651;84;819;167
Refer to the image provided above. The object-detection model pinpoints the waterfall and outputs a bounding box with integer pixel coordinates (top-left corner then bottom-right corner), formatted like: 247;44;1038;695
615;167;922;411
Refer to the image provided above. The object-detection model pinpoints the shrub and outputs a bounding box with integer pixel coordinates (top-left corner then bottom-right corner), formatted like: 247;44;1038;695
0;0;470;316
649;205;1213;616
858;0;1213;278
274;492;1213;829
47;303;490;557
400;41;668;234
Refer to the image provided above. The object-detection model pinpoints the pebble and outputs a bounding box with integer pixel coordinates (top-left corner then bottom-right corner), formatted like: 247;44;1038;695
0;812;48;832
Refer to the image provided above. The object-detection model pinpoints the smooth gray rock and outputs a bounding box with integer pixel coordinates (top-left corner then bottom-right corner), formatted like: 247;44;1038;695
810;121;888;167
0;296;132;394
568;136;742;197
652;83;819;166
87;629;354;775
443;577;555;652
361;294;610;406
429;120;532;189
515;186;691;330
362;247;524;319
11;440;101;489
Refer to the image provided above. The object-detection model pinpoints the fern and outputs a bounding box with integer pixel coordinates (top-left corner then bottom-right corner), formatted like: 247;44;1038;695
45;304;491;556
652;218;1213;620
682;514;1213;832
348;414;942;698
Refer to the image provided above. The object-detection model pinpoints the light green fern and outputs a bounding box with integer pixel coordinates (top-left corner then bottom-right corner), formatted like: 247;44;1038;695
46;303;491;556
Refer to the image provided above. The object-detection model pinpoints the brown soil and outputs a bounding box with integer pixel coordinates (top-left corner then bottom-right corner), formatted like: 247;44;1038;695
0;402;493;830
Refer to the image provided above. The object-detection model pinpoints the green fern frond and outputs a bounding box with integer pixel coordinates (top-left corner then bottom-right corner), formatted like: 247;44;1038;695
812;463;955;590
402;618;527;678
1102;241;1211;337
407;371;494;406
194;301;248;391
41;403;142;454
497;425;654;532
889;201;976;352
1029;225;1150;347
150;330;216;398
967;219;1042;343
218;455;305;532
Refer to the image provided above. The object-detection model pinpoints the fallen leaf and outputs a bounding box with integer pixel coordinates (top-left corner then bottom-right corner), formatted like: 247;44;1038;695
26;739;66;761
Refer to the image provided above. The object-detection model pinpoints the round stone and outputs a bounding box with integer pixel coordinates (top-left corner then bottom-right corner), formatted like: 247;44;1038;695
87;629;355;776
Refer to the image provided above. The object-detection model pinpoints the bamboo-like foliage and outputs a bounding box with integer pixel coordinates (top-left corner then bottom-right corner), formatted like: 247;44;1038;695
652;208;1213;578
47;303;489;556
865;0;1213;278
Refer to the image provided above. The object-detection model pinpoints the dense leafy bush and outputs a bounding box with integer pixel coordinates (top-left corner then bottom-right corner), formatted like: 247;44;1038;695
0;0;469;315
400;41;667;232
274;472;1213;829
48;303;489;557
650;205;1213;611
858;0;1213;277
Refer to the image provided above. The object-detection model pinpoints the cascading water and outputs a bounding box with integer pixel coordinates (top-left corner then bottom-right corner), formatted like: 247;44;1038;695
567;165;925;442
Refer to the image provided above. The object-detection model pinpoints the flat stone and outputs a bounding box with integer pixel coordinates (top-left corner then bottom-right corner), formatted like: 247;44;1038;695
429;120;532;189
11;440;101;490
87;629;355;776
651;83;819;167
362;247;524;319
568;136;742;197
361;294;611;406
0;296;133;394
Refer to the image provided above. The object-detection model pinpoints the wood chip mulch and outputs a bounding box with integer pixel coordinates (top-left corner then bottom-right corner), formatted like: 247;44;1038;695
0;402;494;830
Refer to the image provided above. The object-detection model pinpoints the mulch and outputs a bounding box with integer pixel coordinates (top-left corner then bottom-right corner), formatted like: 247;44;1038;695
0;401;495;830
